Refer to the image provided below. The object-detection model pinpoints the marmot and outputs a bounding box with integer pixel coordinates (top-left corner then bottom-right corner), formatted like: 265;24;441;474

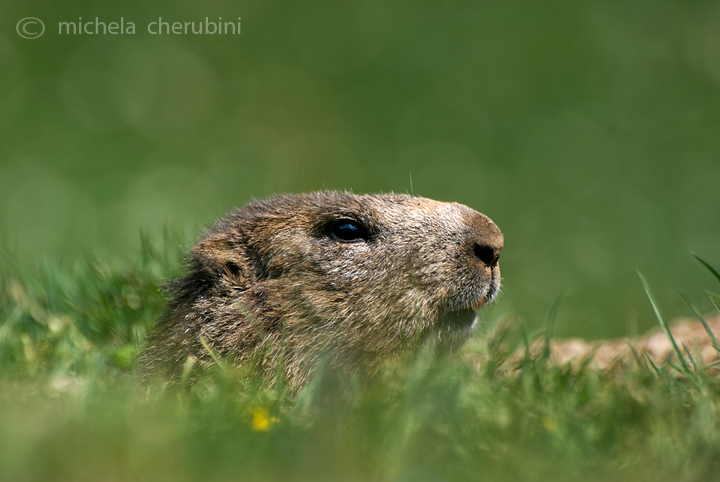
141;191;503;388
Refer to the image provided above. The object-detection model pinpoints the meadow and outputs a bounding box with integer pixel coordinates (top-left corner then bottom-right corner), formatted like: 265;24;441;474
1;238;719;481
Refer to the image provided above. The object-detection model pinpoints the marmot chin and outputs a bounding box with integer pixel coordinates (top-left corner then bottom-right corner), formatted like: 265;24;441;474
141;191;503;388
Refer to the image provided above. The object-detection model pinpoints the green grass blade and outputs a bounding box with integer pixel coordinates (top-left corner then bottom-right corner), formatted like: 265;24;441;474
637;270;691;375
664;359;684;376
180;355;197;387
693;253;720;285
625;341;647;371
542;292;567;361
643;352;662;377
711;297;720;314
679;289;720;357
199;336;226;372
703;291;720;301
681;341;699;373
520;322;532;369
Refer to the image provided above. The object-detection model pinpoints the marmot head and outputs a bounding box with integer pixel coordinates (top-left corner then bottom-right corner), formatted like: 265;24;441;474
142;191;503;388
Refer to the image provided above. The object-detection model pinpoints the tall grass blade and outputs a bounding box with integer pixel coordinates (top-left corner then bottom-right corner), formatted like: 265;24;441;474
643;352;662;378
704;291;720;301
679;289;720;357
711;297;720;315
199;336;225;372
680;341;699;374
180;355;196;387
626;341;648;371
542;292;567;361
520;322;532;369
693;253;720;285
637;270;691;375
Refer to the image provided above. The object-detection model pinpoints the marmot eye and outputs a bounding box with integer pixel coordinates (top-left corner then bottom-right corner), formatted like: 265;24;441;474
327;219;369;243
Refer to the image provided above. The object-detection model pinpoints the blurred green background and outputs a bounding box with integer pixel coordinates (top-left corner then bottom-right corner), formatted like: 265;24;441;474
1;0;719;339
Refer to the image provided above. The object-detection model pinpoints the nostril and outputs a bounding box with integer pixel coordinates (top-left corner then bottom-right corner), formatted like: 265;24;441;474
474;243;499;267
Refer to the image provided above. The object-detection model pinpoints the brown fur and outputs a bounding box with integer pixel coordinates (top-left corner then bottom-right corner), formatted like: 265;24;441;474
140;191;503;388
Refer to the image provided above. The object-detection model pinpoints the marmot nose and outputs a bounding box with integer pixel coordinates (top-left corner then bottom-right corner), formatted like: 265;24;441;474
474;243;501;268
468;213;503;268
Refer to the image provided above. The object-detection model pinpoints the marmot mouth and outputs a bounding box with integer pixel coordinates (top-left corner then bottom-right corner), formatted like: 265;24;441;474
474;279;500;309
439;308;477;329
471;290;491;311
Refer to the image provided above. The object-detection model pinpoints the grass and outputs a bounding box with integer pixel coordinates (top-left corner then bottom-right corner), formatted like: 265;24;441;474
1;239;720;482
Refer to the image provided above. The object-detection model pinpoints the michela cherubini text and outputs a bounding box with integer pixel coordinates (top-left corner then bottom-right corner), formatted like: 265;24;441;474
58;17;241;35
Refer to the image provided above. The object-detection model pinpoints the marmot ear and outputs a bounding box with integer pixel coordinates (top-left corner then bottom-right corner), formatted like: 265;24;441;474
193;232;252;284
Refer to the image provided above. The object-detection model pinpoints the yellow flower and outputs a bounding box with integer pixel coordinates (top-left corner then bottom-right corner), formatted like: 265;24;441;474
541;415;557;432
251;407;277;431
